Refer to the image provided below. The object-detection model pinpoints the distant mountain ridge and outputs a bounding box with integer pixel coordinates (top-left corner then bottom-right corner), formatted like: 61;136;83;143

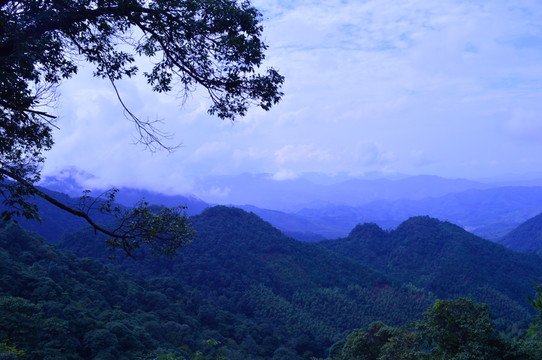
498;212;542;253
319;215;542;328
39;172;542;242
40;173;208;215
192;173;492;210
289;186;542;240
4;185;208;244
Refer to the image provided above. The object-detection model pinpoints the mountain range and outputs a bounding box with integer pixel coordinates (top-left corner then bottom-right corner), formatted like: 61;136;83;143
4;179;542;358
55;206;542;341
37;172;542;245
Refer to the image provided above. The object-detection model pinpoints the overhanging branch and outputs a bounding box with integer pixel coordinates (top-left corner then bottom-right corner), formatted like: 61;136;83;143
0;167;128;240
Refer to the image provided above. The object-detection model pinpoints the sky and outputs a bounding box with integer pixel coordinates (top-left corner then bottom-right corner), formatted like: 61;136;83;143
41;0;542;195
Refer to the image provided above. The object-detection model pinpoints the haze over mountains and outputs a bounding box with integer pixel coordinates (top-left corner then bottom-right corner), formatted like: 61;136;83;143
39;171;542;242
5;172;542;358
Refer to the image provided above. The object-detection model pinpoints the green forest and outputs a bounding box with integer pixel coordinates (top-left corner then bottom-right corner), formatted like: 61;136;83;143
1;0;542;359
2;205;542;359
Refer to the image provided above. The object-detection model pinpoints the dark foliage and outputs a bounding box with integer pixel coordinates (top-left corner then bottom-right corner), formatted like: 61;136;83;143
0;0;282;254
329;298;537;360
0;220;268;359
320;216;542;330
59;206;435;358
499;211;542;253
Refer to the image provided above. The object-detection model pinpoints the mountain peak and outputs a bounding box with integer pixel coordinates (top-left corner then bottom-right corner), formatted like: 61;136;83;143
393;216;464;236
348;222;388;239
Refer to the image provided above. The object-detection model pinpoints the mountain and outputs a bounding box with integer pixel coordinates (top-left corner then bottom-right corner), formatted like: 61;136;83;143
319;216;542;329
39;172;542;242
499;212;542;253
40;172;209;215
59;206;436;357
112;188;208;215
288;186;542;240
193;173;491;210
0;220;275;359
238;205;332;241
6;201;542;358
10;180;542;247
0;186;117;244
2;185;208;244
59;207;540;333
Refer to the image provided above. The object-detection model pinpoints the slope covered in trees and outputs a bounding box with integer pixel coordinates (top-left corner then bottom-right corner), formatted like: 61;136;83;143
0;186;117;243
499;212;542;253
327;298;539;360
0;220;276;359
4;203;542;358
319;216;542;330
59;206;437;357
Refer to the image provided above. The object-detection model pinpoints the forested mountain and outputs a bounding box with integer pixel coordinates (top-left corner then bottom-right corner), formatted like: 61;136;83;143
58;206;542;332
1;186;206;244
288;186;542;240
33;176;542;242
0;187;116;243
499;212;542;254
0;221;275;359
58;206;435;357
319;216;542;330
3;202;542;358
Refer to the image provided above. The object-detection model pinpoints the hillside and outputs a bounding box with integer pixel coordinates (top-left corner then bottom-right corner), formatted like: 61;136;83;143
0;187;115;243
2;186;205;244
0;221;273;359
28;179;542;243
59;206;435;357
499;212;542;253
5;203;542;358
319;216;542;329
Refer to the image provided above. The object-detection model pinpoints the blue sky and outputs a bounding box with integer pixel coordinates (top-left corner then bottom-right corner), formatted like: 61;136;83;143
42;0;542;194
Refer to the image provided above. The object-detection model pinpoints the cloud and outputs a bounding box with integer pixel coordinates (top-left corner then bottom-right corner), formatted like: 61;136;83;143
409;149;436;168
272;169;299;181
274;144;333;165
202;186;231;199
189;142;230;162
41;0;542;191
503;109;542;142
353;141;394;166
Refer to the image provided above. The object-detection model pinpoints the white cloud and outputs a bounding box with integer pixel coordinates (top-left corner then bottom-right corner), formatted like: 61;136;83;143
200;186;231;199
272;169;299;181
41;0;542;191
190;142;230;162
274;144;333;165
353;141;394;166
503;109;542;142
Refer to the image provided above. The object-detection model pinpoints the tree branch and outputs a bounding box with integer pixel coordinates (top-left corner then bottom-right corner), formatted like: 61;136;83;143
0;167;127;240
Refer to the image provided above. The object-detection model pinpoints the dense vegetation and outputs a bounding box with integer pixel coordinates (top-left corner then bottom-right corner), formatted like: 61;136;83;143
319;216;542;331
58;206;437;358
0;220;273;359
2;205;542;359
499;212;542;253
326;298;540;360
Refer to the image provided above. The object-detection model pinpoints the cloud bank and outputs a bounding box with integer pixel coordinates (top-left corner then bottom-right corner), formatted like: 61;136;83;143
42;0;542;194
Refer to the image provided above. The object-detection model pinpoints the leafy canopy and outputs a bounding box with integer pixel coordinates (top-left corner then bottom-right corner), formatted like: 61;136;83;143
0;0;283;255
